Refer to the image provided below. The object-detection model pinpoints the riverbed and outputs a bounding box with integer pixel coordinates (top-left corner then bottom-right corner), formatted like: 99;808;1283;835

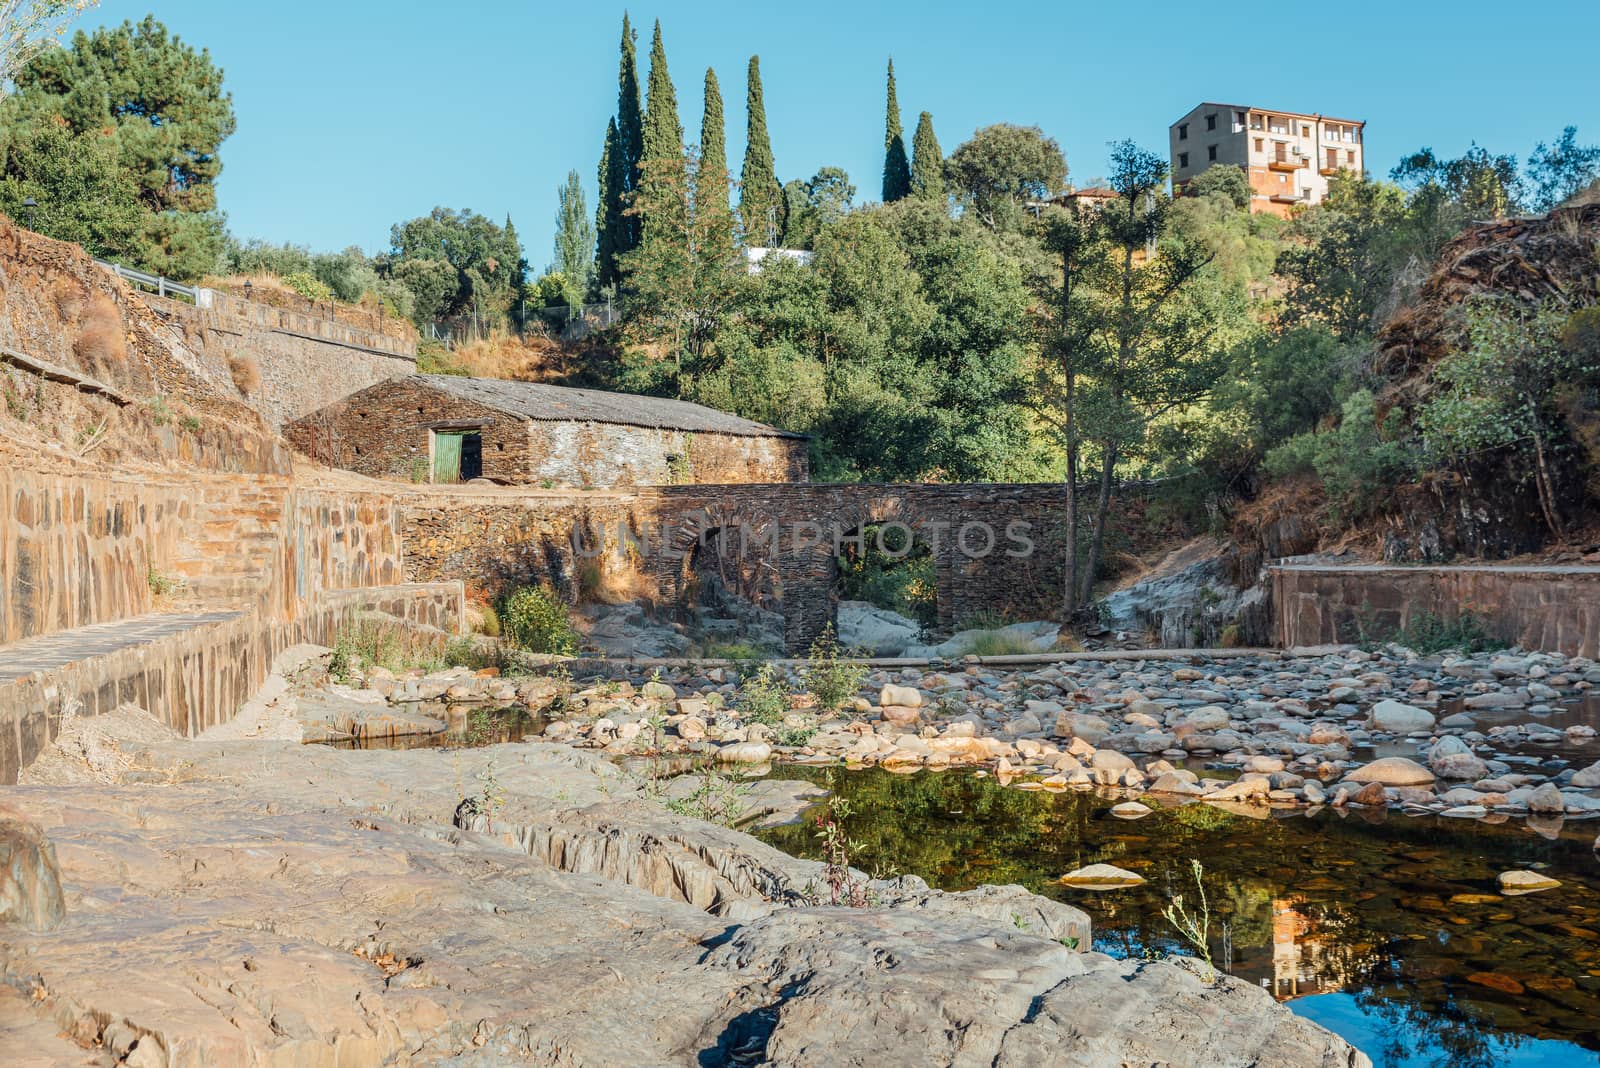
755;766;1600;1068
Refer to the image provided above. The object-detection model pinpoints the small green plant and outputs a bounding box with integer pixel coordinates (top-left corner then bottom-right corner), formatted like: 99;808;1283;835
963;630;1038;657
147;567;182;598
774;720;817;747
179;414;202;433
812;798;872;907
463;760;504;832
1161;859;1217;983
664;766;748;826
283;270;334;304
1355;604;1505;655
736;664;790;726
799;624;867;715
147;395;172;426
402;456;430;484
498;585;579;656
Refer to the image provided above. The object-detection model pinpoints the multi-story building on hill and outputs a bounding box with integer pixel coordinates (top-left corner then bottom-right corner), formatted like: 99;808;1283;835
1169;102;1365;217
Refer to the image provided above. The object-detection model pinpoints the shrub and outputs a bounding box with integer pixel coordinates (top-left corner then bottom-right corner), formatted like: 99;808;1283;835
963;630;1038;657
736;664;791;726
799;624;867;714
283;271;334;304
1263;389;1416;520
1358;607;1505;655
228;355;262;397
498;585;578;655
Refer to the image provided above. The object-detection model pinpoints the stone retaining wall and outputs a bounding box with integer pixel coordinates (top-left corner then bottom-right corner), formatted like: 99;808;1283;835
145;291;416;430
0;583;463;784
396;480;1185;652
1271;564;1600;658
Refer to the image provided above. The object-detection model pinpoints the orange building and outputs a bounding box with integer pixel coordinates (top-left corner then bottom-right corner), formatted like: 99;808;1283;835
1169;102;1365;217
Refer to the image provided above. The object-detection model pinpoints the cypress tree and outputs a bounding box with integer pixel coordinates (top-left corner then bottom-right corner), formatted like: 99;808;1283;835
616;15;644;253
740;55;782;247
882;59;911;202
911;110;944;201
595;117;624;290
640;20;682;168
699;67;728;215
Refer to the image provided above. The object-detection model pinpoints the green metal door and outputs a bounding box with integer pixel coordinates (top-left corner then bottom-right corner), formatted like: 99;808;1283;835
432;432;463;483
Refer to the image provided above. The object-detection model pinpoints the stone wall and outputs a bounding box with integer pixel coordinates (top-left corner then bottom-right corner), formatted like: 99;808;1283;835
0;583;463;783
0;467;190;645
1271;564;1600;658
396;480;1180;652
285;376;810;488
145;290;416;430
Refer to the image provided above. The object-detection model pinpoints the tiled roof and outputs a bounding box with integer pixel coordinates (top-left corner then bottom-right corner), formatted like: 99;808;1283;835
412;375;805;438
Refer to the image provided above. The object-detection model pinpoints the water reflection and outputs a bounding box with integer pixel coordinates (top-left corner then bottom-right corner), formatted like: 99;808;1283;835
756;767;1600;1067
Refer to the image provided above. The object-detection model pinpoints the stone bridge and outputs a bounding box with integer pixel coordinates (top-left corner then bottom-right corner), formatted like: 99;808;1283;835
399;480;1180;653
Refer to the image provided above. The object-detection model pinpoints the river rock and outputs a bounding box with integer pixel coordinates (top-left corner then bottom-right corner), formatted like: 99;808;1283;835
1346;757;1435;786
1110;802;1151;819
1368;700;1435;733
1526;782;1566;814
1429;737;1489;781
676;716;708;742
1570;761;1600;789
1498;870;1561;895
882;705;921;728
880;684;923;708
1182;706;1231;732
1059;863;1145;889
715;741;773;763
1052;713;1111;745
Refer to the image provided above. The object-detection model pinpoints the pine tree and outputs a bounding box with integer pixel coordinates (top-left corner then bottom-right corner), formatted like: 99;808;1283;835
594;118;623;291
740;55;782;246
554;169;594;296
911;110;944;202
882;59;911;202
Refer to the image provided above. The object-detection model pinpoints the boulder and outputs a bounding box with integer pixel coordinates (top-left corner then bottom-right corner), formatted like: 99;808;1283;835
715;741;773;764
882;705;921;728
1570;760;1600;789
1526;782;1567;814
1429;736;1489;781
1346;757;1434;787
1052;713;1111;746
1182;706;1231;732
880;685;924;709
1368;700;1435;733
1498;870;1561;895
1059;863;1145;889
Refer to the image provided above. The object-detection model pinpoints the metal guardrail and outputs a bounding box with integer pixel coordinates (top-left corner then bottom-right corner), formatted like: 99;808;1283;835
94;260;210;306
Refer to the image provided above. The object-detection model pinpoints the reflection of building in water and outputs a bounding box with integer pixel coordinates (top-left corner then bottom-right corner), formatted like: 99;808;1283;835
1263;898;1362;1001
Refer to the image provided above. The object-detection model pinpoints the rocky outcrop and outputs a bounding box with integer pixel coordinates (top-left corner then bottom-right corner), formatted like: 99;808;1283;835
0;815;63;931
0;737;1362;1067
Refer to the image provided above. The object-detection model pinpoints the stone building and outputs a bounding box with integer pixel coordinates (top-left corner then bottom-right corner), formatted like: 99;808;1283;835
285;375;808;487
1169;102;1365;216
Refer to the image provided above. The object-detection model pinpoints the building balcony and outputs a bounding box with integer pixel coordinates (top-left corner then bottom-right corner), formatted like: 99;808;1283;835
1268;158;1305;173
1270;192;1304;205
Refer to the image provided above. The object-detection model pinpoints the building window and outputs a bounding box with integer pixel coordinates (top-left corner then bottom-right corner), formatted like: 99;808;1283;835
1347;149;1356;164
1235;110;1246;125
1278;173;1288;184
1254;137;1264;152
1207;145;1218;161
1301;125;1310;137
1206;114;1217;131
1178;123;1188;140
1179;152;1189;169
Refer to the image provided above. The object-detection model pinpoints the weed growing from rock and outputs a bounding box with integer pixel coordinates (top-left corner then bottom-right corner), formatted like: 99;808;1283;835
736;664;790;727
812;798;872;907
1161;858;1217;983
664;766;748;826
799;624;867;716
498;585;578;656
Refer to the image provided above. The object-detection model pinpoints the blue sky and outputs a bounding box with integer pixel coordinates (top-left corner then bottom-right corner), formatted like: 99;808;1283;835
117;0;1600;267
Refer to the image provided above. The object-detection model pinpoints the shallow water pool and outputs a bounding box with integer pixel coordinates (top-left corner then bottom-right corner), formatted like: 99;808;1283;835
754;766;1600;1068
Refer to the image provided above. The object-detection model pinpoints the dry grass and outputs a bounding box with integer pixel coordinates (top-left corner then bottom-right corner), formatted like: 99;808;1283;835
578;552;658;607
228;354;262;397
202;273;418;343
448;334;571;380
71;294;129;378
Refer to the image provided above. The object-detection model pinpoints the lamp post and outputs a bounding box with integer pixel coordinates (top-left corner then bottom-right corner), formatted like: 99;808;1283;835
21;197;37;229
243;279;253;302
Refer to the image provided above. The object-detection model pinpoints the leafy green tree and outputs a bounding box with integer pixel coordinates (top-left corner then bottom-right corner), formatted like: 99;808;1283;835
0;0;99;89
1527;126;1600;211
740;55;782;246
1391;143;1522;219
1419;298;1593;536
553;169;594;299
882;59;910;202
383;208;525;329
0;119;139;256
910;110;943;202
621;145;742;380
4;14;233;278
780;167;854;249
945;123;1067;231
1185;164;1251;211
595;15;643;289
1276;173;1412;341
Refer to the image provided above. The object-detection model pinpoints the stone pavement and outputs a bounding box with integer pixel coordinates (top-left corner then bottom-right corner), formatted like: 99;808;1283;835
0;611;241;684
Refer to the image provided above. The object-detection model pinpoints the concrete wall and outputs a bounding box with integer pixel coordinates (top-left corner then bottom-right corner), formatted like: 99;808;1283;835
285;376;809;488
396;480;1182;653
1272;564;1600;658
145;290;416;430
